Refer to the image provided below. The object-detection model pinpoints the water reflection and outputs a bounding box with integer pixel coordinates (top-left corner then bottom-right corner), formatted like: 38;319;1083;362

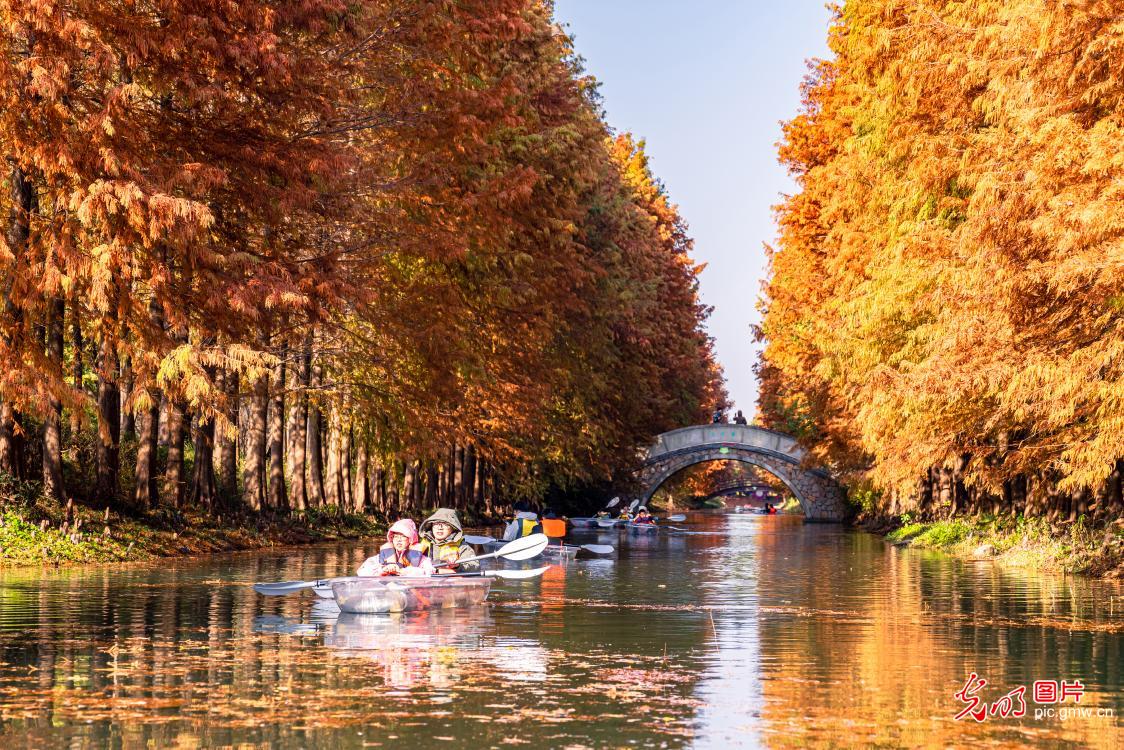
0;513;1119;748
694;513;1124;749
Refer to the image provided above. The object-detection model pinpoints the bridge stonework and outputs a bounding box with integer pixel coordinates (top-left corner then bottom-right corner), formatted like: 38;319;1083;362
637;425;847;522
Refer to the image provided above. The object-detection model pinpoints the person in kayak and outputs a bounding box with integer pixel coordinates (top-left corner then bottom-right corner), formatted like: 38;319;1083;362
632;507;656;525
357;518;434;577
419;508;478;574
503;501;543;541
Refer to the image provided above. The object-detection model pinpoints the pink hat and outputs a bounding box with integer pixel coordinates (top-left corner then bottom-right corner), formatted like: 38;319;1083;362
387;518;419;545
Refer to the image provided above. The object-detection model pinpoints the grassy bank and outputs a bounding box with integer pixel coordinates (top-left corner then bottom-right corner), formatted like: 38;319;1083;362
0;474;384;568
879;512;1124;577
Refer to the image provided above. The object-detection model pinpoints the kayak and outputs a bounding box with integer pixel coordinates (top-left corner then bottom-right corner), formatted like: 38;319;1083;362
331;576;492;615
627;523;658;535
569;517;599;528
542;543;578;560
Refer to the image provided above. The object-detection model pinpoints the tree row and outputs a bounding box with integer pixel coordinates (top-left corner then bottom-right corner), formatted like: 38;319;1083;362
0;0;725;517
759;0;1124;523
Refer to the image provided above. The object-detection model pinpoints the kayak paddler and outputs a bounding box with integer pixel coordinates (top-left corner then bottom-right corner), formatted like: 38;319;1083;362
419;508;478;574
502;501;543;541
632;507;656;525
357;518;435;577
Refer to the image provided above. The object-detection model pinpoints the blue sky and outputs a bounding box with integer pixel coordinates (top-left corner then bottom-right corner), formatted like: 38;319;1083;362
552;1;833;417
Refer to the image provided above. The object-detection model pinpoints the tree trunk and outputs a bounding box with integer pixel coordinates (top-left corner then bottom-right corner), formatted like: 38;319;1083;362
373;464;385;514
340;421;353;511
388;462;400;513
95;332;121;503
306;360;325;507
133;295;164;508
267;343;286;511
464;444;476;512
286;333;310;511
162;397;186;507
474;455;485;509
42;296;65;501
70;308;83;390
353;441;369;513
402;460;417;512
425;464;438;507
242;370;268;511
453;444;465;508
190;409;217;507
0;166;35;478
215;369;239;502
119;356;135;441
324;408;341;508
134;390;161;509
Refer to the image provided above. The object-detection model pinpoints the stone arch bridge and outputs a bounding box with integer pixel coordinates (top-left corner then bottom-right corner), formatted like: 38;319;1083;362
636;424;846;522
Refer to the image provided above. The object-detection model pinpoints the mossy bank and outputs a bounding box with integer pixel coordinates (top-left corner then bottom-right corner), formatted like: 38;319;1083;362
0;474;385;568
870;512;1124;578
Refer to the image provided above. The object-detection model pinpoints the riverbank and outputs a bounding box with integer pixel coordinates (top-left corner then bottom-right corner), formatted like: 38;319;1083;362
0;475;385;568
869;512;1124;578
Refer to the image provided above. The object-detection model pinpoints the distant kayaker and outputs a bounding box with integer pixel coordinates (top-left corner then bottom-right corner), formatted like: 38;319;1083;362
633;507;656;525
419;508;478;574
503;501;543;541
357;518;434;577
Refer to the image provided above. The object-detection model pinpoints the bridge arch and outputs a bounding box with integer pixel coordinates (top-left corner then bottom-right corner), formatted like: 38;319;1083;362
637;425;847;521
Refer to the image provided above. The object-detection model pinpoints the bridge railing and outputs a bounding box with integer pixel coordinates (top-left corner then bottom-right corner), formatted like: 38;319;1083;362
646;424;805;463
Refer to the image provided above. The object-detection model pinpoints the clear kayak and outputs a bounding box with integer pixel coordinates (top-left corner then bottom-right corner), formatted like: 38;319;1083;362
569;517;598;528
627;523;658;534
330;576;492;614
542;543;578;560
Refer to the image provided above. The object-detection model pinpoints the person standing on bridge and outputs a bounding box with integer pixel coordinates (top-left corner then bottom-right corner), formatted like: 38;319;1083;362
733;410;748;425
712;408;726;424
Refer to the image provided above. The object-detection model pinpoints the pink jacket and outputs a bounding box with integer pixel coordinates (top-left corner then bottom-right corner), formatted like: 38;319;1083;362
357;518;434;576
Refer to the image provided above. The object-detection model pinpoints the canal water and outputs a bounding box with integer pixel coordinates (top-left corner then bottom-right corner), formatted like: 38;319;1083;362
0;512;1121;748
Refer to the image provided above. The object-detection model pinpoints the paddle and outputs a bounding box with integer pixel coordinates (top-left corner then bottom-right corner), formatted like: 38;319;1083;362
444;533;548;566
605;496;620;509
436;565;550;580
253;535;551;596
465;534;614;556
254;578;349;596
663;514;686;522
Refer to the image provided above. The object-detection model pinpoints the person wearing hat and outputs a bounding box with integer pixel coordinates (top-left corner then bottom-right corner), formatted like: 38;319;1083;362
418;508;478;574
357;518;434;577
502;501;543;541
